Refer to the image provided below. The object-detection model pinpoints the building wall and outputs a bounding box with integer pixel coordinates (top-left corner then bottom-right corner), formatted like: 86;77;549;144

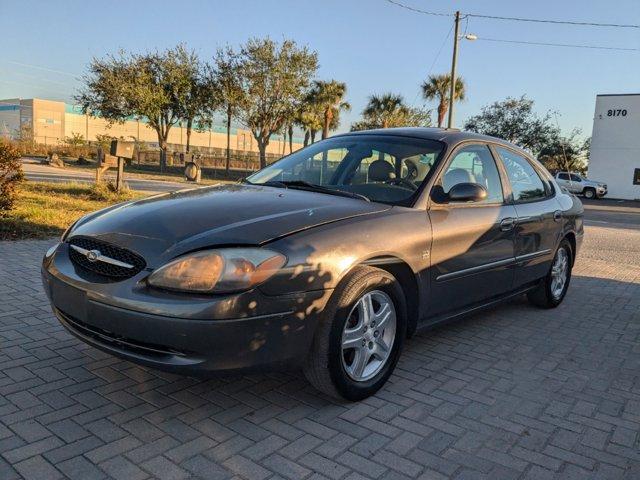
1;98;303;155
0;98;21;138
588;94;640;200
32;98;65;143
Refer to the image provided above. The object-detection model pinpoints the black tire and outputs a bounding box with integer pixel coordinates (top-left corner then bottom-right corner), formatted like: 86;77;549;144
303;266;407;401
527;238;573;308
583;188;596;199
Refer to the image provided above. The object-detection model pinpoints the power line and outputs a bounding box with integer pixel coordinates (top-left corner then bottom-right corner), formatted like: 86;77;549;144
467;13;639;29
477;37;640;52
410;21;454;107
7;61;80;78
384;0;451;17
384;0;639;29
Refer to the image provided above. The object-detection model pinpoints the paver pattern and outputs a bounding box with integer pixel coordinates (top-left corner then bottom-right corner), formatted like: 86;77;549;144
1;225;639;480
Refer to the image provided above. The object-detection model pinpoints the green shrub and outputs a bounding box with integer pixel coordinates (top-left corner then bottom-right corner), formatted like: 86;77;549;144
0;139;25;212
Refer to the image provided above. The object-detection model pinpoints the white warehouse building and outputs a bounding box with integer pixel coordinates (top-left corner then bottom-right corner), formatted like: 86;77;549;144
588;94;640;200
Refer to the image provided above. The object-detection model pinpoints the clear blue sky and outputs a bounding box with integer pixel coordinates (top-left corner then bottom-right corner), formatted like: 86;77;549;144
1;0;638;138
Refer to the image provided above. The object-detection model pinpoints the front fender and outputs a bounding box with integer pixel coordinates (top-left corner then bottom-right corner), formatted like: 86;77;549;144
259;208;430;298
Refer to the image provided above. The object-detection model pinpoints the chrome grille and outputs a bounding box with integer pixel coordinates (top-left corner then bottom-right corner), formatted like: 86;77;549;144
68;236;146;279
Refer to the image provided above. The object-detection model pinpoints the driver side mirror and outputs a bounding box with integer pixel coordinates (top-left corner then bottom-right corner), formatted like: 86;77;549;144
448;182;487;203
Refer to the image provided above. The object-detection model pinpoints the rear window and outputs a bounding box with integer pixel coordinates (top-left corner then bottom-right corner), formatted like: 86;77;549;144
496;147;547;202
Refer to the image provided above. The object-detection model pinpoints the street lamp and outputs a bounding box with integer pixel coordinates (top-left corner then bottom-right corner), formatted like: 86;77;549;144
447;12;477;128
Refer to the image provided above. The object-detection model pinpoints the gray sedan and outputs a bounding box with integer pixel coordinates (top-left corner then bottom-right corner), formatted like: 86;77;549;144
42;128;584;400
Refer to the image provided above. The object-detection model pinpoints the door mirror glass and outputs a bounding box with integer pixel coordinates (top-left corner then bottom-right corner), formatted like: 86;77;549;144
448;182;488;202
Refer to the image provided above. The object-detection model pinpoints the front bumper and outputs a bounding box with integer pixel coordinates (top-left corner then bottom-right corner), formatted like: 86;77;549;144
42;243;330;375
596;186;607;197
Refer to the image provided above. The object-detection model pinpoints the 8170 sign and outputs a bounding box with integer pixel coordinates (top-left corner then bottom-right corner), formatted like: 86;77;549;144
607;109;627;117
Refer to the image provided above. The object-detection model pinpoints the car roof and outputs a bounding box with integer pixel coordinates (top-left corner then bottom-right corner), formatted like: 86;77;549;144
333;127;530;156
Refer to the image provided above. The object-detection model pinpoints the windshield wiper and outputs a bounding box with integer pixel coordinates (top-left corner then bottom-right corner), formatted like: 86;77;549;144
279;181;370;202
242;178;288;189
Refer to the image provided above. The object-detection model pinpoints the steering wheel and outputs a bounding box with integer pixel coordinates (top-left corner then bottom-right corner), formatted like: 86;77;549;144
385;177;417;190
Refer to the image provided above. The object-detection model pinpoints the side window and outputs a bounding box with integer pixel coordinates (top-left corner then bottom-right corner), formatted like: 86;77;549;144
497;147;547;202
570;174;582;182
438;144;504;203
557;173;569;180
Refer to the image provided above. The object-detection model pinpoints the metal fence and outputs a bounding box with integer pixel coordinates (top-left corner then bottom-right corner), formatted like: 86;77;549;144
21;138;287;179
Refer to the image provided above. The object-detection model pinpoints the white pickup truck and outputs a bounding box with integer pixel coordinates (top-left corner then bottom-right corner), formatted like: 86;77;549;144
554;172;607;199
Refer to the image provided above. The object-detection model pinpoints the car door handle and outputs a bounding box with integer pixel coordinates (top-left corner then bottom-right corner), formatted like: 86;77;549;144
500;217;516;231
553;210;562;222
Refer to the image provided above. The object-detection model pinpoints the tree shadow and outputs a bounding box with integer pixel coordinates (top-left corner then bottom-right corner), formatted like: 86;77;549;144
0;218;64;240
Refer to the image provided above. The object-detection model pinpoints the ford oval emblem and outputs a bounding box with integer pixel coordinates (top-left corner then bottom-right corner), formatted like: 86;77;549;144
86;249;101;262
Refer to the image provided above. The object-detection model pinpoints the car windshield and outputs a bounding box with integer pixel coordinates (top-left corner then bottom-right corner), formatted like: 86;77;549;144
246;135;445;205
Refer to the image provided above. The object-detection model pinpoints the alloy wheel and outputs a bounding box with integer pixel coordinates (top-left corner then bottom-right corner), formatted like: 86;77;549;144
341;290;397;382
550;247;569;299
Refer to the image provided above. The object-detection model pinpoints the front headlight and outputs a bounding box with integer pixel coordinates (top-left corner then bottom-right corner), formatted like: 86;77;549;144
147;248;286;293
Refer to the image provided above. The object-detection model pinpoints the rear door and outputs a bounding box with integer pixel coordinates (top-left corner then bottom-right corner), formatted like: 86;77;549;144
556;172;571;190
427;143;517;316
569;173;584;193
494;146;563;288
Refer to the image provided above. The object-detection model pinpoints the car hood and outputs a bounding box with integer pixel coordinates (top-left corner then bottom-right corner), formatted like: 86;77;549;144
69;183;390;266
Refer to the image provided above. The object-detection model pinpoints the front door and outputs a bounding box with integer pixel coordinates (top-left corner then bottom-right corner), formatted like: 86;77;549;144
494;146;563;287
556;172;571;190
427;144;516;317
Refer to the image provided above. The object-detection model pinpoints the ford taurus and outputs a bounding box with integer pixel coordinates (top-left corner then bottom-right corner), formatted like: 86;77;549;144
42;128;584;400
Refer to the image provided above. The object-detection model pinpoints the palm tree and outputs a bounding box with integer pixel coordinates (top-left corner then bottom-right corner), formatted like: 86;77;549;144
309;80;351;139
421;74;466;128
363;93;408;128
296;91;324;146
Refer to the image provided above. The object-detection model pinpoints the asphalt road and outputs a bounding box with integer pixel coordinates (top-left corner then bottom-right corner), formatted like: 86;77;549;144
582;198;640;230
22;160;192;193
22;160;640;228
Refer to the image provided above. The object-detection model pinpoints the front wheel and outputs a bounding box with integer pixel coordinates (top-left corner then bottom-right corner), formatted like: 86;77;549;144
583;188;596;199
527;239;572;308
303;266;406;401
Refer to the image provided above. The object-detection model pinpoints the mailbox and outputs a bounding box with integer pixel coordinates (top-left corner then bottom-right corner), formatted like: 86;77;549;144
110;140;135;159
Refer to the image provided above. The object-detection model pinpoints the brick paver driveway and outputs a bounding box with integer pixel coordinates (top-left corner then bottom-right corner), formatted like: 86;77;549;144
1;224;639;480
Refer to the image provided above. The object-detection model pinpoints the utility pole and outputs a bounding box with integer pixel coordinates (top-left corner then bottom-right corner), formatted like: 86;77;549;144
447;11;461;129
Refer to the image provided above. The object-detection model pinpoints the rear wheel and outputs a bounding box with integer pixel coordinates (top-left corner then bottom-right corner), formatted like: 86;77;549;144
583;187;596;199
527;239;572;308
303;266;406;401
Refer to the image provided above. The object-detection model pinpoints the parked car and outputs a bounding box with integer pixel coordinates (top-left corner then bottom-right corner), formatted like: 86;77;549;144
555;171;607;199
42;128;584;401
